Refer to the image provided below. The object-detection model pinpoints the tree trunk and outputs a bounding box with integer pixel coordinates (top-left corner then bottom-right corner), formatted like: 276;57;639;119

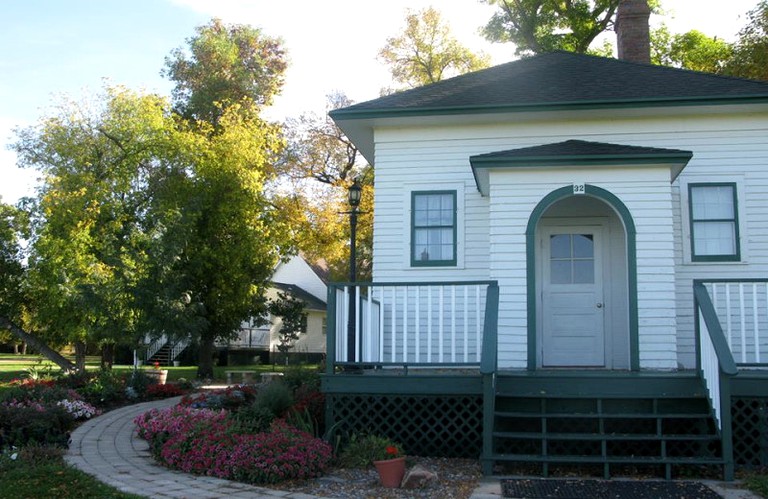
197;334;215;379
22;342;27;355
100;343;114;370
0;316;75;372
74;341;87;373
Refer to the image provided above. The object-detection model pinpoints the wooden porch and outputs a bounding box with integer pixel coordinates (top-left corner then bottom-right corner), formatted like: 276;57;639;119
321;280;768;480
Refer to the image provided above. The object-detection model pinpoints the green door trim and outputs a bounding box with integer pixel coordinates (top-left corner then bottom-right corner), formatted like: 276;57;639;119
525;185;639;371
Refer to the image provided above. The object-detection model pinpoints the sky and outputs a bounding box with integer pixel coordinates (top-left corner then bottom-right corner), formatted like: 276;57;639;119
0;0;761;203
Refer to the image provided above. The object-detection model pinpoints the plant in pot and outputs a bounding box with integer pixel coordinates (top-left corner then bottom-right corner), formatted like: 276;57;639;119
339;434;406;488
145;361;168;385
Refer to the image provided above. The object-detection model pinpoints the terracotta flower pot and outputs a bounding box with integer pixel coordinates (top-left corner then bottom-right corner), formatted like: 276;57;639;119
145;369;168;385
373;457;406;488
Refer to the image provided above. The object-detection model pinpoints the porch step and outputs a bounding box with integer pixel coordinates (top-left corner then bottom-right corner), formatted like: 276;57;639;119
485;374;724;480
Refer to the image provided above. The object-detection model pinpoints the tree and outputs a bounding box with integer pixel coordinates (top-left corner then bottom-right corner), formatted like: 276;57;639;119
651;25;732;73
163;18;287;124
723;1;768;81
378;7;490;89
268;291;307;363
13;87;173;372
481;0;621;56
162;20;291;378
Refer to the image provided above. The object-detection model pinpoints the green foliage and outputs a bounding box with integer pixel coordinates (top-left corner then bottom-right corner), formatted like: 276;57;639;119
77;370;127;406
231;403;275;433
378;7;490;89
651;25;732;73
163;18;287;123
254;381;294;417
481;0;620;56
723;1;768;81
0;403;73;448
281;365;320;393
0;454;140;499
0;201;29;326
744;473;768;497
268;291;307;355
338;434;404;468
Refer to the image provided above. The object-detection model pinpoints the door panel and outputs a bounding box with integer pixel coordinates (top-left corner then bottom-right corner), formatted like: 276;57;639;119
542;227;604;367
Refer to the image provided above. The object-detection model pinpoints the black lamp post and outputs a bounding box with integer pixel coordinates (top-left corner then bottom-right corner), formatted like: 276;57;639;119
347;178;362;363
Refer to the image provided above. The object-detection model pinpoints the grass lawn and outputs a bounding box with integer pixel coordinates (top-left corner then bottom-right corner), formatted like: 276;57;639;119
0;456;142;499
0;353;308;384
744;473;768;498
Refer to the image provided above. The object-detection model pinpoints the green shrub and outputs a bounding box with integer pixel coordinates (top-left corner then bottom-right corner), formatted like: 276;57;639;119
255;382;294;417
77;370;126;406
338;434;404;469
0;403;74;448
231;404;275;434
282;366;320;392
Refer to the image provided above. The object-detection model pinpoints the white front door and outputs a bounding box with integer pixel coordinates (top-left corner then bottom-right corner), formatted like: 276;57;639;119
541;226;605;367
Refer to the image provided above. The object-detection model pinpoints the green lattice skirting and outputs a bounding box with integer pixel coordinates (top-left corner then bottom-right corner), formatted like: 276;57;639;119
326;394;483;458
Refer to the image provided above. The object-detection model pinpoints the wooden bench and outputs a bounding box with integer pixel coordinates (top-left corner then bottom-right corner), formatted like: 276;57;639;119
225;370;257;385
260;372;284;383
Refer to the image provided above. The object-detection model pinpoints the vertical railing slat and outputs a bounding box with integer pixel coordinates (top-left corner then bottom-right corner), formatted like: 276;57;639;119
427;286;433;363
739;283;747;364
725;284;733;350
451;286;456;363
463;285;469;363
753;283;760;364
439;286;444;363
476;285;481;362
378;286;384;363
415;286;421;363
391;286;397;363
403;286;408;362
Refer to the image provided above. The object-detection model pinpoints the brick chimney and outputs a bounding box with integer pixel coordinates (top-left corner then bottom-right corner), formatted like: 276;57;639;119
615;0;651;64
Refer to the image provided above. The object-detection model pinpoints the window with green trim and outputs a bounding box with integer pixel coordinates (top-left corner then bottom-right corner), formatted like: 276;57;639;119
689;183;740;261
411;191;456;266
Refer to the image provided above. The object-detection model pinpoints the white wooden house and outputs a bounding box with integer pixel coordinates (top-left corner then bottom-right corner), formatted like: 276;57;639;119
321;3;768;479
222;255;328;361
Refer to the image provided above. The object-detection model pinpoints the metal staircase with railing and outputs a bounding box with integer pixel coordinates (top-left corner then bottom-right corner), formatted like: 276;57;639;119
144;335;191;366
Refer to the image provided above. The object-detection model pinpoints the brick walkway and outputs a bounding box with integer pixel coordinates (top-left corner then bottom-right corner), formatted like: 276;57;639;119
65;396;319;498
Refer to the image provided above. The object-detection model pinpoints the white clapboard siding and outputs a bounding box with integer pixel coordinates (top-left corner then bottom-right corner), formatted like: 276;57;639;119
371;111;768;370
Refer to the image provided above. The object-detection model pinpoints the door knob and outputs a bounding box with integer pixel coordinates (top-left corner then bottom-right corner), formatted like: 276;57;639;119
596;303;603;308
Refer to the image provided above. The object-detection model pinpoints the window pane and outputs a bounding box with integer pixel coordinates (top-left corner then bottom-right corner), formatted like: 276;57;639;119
573;260;595;284
572;234;594;258
693;221;736;255
550;235;571;259
691;185;734;220
551;260;571;284
412;192;456;264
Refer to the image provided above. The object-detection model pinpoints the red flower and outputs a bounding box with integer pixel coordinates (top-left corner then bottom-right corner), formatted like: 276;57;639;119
385;445;398;456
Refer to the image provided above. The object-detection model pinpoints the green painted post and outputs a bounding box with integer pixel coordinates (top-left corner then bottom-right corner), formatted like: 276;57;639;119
482;373;495;475
326;285;337;377
720;373;735;481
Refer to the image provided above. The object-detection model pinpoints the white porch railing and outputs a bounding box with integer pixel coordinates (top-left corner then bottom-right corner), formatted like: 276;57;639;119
694;281;737;480
219;327;270;349
145;334;167;361
327;281;497;366
703;280;768;365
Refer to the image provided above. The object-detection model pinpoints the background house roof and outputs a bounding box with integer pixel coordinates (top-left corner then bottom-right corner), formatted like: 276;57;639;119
272;282;327;311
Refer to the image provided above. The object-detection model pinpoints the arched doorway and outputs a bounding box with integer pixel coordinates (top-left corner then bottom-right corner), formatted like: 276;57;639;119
526;185;639;370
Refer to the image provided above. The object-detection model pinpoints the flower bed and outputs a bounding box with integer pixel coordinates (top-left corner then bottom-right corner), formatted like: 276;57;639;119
134;402;332;484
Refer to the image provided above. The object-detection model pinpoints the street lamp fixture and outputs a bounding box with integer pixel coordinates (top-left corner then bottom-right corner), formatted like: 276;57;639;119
347;178;362;363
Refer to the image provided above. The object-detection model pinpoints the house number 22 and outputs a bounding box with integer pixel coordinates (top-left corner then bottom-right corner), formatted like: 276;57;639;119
573;183;586;195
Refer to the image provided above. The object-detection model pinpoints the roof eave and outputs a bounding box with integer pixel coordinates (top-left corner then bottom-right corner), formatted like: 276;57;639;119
470;155;692;196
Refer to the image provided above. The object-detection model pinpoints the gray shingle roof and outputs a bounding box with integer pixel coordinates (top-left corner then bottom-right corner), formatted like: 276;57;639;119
272;282;326;311
470;140;693;195
331;51;768;119
470;140;693;165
